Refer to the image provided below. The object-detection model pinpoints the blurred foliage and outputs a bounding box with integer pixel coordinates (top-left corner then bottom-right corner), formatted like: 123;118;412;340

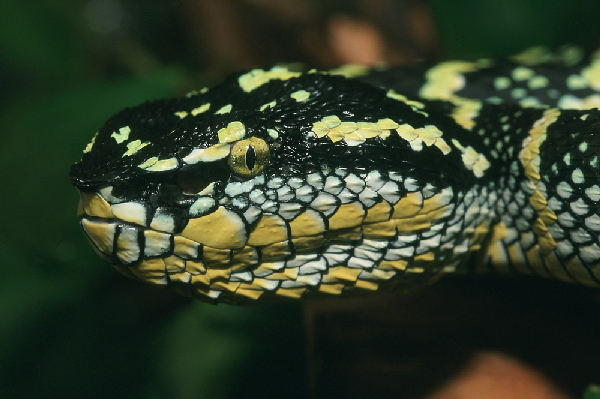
0;0;599;398
586;385;600;399
430;0;600;59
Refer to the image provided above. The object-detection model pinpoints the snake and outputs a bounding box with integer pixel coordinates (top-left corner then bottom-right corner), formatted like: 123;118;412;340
70;46;600;304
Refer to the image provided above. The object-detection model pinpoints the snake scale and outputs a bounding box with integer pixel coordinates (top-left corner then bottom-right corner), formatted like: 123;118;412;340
70;46;600;304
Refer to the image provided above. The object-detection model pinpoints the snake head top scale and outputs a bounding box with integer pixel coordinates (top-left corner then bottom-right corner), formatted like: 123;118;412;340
70;63;600;303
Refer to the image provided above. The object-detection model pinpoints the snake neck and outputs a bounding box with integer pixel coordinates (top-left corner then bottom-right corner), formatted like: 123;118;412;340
460;103;600;286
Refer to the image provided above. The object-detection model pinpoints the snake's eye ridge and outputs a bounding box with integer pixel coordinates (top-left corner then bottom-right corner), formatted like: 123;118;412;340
228;137;270;178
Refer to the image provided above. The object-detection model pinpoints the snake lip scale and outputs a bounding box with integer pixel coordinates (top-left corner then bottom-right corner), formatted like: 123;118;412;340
71;48;600;304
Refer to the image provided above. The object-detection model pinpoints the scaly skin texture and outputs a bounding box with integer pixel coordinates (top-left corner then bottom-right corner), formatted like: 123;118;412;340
70;48;600;304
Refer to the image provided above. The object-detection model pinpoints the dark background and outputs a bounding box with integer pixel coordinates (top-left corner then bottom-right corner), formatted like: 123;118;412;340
2;1;600;398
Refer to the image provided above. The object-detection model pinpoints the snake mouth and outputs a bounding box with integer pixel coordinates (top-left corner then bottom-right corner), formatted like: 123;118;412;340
79;213;210;280
75;176;464;303
79;216;186;266
78;213;267;301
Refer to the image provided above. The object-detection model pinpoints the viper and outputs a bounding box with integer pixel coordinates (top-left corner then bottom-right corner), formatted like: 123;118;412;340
70;46;600;304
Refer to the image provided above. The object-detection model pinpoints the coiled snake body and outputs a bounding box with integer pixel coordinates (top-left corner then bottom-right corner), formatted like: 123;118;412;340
70;47;600;304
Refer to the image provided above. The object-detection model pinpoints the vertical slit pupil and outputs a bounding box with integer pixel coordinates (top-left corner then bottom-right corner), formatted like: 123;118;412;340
246;145;256;171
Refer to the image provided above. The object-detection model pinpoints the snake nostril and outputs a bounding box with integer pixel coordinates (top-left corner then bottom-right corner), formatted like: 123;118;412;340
177;171;210;195
110;184;128;199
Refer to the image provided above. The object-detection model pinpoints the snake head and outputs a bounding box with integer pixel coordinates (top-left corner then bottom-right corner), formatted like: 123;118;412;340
70;67;478;304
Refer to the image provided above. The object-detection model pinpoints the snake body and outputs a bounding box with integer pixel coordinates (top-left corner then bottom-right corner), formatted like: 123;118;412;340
70;47;600;304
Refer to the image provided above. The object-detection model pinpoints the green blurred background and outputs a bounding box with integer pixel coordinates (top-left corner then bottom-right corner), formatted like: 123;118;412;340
1;1;600;398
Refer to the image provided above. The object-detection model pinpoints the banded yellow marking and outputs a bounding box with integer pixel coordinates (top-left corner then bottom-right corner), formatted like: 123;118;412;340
386;89;425;112
142;157;178;172
138;156;158;169
328;64;370;78
260;241;292;260
483;222;509;265
173;235;200;259
290;90;310;102
81;191;114;219
567;74;588;90
558;94;600;110
111;202;147;226
582;48;600;90
266;268;299;281
450;98;482;130
524;246;550;278
509;46;552;66
260;101;276;111
203;247;232;268
518;108;561;255
565;257;595;286
528;75;549;89
353;279;378;290
164;255;186;273
191;103;210;116
142;230;170;258
396;124;452;154
362;220;397;238
83;133;98;153
183;143;231;164
542;252;571;282
246;214;288;246
130;258;167;285
326;226;362;241
185;87;209;98
327;202;365;230
80;218;116;256
111;126;130;144
363;201;392;223
377;259;409;271
210;280;240;292
512;66;534;81
451;139;490;177
292;235;328;251
311;116;396;146
274;287;307;299
396;215;431;233
289;210;325;238
215;104;232;114
494;76;511;90
392;191;423;219
318;283;345;295
174;111;188;118
324;266;362;282
419;61;477;100
123;140;150;157
238;67;301;92
180;207;247;249
230;247;258;267
191;273;210;286
218;121;246;143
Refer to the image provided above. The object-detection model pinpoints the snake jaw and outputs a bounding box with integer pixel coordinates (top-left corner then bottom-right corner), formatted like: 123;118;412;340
76;160;482;304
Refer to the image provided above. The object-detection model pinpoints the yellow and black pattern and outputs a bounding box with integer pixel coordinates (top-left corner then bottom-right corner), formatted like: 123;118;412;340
70;48;600;304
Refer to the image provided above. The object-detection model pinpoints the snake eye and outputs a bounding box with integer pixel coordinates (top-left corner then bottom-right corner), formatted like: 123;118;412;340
228;137;270;178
